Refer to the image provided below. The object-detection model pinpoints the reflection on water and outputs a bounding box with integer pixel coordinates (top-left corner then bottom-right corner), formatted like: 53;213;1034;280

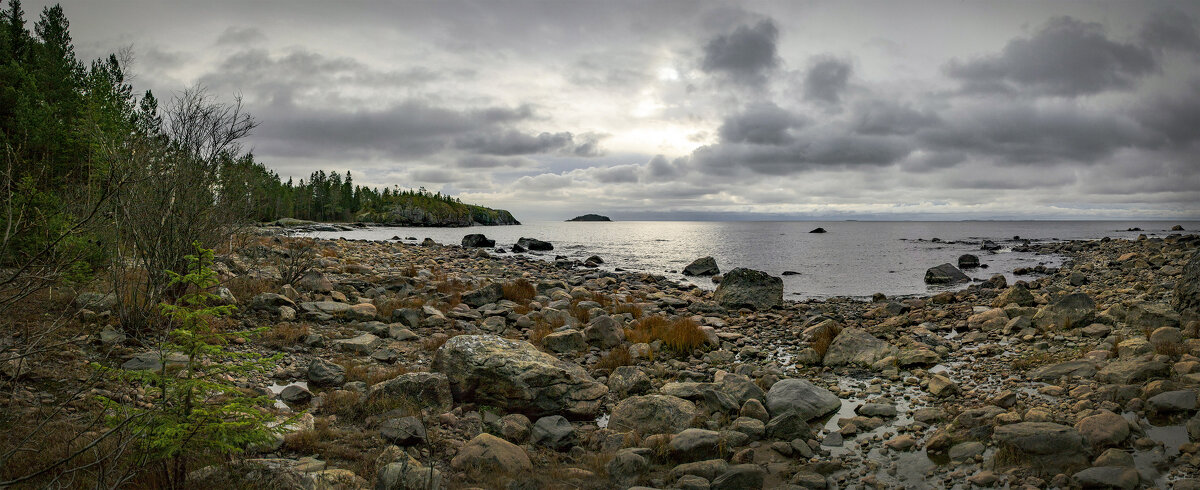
300;220;1197;299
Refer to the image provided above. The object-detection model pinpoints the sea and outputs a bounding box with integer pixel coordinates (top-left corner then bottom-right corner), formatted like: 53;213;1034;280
298;220;1199;300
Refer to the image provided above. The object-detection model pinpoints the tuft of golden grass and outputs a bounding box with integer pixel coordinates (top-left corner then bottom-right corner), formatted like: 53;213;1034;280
502;278;536;304
569;299;592;324
423;333;458;352
530;319;554;347
373;296;405;320
401;264;419;277
622;315;706;353
223;276;278;304
339;361;409;385
596;345;633;371
262;322;308;347
613;300;643;319
1155;340;1187;357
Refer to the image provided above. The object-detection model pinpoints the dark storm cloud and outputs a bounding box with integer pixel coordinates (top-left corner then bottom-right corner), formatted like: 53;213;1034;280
456;155;538;169
918;101;1151;163
646;155;685;180
693;134;911;176
717;102;805;144
254;100;534;159
700;19;780;86
803;57;852;104
851;99;941;136
455;130;607;157
1140;9;1200;54
1133;80;1200;146
944;16;1157;96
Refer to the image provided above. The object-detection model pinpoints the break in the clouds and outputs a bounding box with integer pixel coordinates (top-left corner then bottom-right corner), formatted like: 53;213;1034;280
49;0;1200;220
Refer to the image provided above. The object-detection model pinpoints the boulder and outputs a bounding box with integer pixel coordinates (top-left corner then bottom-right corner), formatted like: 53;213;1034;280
924;263;969;284
380;416;427;446
433;335;607;418
683;256;720;276
764;378;841;421
1074;410;1128;448
516;237;553;251
1029;360;1098;381
583;315;624;348
1127;302;1180;330
367;372;454;412
608;395;697;435
958;254;980;269
713;268;783;311
928;374;959;397
1033;292;1096;330
461;234;495;248
606;449;648;486
1096;359;1169;384
809;227;827;233
530;415;575;450
307;358;346;387
332;333;381;354
462;283;503;308
967;308;1009;332
992;284;1036;307
823;328;893;366
669;429;722;462
1147;390;1197;413
279;385;312;405
75;292;117;311
608;366;652;396
376;456;442;490
992;422;1087;474
450;433;532;475
249;293;297;313
297;271;333;293
1073;466;1139;490
1175;251;1200;315
711;464;766;490
541;329;586;353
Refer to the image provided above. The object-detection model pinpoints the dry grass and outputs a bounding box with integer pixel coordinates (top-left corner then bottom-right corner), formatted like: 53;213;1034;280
569;299;592;324
373;296;406;320
502;278;535;304
529;319;554;347
223;275;277;304
436;278;468;295
401;264;419;277
339;361;409;385
262;322;308;347
613;300;643;318
423;333;458;352
283;418;389;482
623;315;707;354
1155;340;1187;357
596;345;633;371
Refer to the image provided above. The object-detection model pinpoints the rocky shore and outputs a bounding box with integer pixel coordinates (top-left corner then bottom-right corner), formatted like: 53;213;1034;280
85;231;1200;488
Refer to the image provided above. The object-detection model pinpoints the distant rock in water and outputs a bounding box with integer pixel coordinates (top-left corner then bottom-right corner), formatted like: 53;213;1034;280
1173;225;1185;231
682;256;719;276
924;263;970;284
980;240;1001;251
958;254;980;269
517;237;554;251
782;271;800;276
809;227;827;233
462;234;495;248
714;268;783;310
567;214;611;222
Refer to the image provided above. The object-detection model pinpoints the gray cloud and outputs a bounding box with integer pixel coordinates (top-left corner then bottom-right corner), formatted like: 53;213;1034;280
803;57;852;104
456;130;575;156
1133;80;1200;147
718;102;805;144
693;133;912;176
255;99;534;159
1140;9;1200;54
701;19;780;86
215;26;266;46
456;155;538;169
851;99;941;136
945;16;1157;96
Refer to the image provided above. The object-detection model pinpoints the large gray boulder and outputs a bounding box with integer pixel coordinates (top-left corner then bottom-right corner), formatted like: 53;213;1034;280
516;237;553;251
608;395;697;435
462;283;503;308
583;315;624;348
713;268;783;310
992;422;1087;474
1033;292;1096;330
764;379;841;421
1095;358;1169;384
433;335;607;418
924;263;969;284
461;234;495;248
683;256;720;276
1175;250;1200;316
367;372;454;412
307;358;346;387
822;328;894;366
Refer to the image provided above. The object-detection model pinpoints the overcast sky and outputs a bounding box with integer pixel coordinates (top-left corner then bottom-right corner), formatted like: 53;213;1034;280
40;0;1200;220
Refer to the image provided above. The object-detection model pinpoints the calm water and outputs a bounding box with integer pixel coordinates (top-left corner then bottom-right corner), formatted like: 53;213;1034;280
300;221;1198;300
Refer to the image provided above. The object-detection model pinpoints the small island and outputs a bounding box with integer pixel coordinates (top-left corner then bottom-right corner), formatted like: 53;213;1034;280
567;214;612;222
